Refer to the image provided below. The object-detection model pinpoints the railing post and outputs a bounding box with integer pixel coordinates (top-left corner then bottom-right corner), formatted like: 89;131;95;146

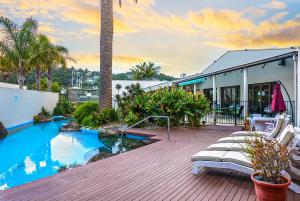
167;117;170;140
212;75;216;125
234;100;237;126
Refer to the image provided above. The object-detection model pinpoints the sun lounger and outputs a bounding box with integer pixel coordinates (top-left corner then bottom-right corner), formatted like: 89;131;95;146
209;125;295;152
217;123;293;144
191;128;300;193
230;115;285;137
191;149;300;193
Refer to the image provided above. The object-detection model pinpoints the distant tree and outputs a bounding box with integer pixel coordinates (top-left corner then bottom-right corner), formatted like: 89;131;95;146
116;83;122;94
130;62;161;80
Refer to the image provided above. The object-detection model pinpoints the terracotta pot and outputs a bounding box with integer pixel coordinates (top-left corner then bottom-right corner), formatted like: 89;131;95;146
251;173;291;201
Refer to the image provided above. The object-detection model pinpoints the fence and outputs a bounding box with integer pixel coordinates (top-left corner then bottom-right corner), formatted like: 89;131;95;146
201;101;295;125
0;87;59;128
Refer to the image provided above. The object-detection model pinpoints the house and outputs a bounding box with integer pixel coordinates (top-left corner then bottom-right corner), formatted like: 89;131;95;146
174;48;300;126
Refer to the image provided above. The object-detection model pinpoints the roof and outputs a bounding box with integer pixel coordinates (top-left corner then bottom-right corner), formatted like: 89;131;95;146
202;48;297;75
176;47;298;83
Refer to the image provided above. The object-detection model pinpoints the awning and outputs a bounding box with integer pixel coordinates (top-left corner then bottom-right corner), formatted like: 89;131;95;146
178;78;204;86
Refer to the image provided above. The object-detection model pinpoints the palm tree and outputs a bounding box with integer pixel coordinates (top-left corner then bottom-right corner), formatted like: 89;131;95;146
116;83;122;94
99;0;137;110
144;62;161;79
43;44;75;91
28;34;50;90
130;62;161;80
0;17;38;89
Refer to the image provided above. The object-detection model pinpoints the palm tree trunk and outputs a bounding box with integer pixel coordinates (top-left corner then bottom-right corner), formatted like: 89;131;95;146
47;66;52;92
35;66;41;91
99;0;113;110
17;59;25;89
2;73;9;82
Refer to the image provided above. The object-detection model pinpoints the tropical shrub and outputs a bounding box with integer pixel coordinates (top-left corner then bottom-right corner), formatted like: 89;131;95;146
73;102;98;124
73;102;119;128
117;86;211;127
52;100;75;116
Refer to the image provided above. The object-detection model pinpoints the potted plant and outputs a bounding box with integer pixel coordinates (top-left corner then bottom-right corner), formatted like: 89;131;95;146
245;137;291;201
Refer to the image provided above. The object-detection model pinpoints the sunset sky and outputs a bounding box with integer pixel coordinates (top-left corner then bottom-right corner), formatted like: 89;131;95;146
1;0;300;76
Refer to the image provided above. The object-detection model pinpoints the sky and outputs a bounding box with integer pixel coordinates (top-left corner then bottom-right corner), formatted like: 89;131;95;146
0;0;300;77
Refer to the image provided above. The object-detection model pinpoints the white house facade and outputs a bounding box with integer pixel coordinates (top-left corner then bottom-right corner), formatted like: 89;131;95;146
175;48;300;126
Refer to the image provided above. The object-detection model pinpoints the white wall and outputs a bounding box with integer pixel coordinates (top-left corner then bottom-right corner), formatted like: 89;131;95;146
0;87;59;128
112;80;166;96
0;82;27;90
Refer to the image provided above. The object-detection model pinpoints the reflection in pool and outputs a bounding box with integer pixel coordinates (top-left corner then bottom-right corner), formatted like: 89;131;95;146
0;120;149;190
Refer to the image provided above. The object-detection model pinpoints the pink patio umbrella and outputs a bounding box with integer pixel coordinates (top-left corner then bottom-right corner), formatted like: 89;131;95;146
271;82;286;113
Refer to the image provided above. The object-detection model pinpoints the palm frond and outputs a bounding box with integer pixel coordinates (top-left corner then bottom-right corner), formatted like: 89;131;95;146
0;16;17;43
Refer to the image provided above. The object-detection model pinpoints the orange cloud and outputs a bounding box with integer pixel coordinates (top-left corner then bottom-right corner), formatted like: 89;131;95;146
71;53;147;68
188;8;255;33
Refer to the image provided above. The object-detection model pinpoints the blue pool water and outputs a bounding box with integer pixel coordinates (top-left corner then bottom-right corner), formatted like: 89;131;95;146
0;120;105;190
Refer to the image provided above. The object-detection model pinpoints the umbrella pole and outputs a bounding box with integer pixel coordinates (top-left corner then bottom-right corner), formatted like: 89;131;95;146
278;80;294;123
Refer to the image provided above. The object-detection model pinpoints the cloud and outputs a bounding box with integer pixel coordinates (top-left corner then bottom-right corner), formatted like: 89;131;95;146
188;8;255;33
263;0;287;10
70;53;147;70
205;16;300;49
38;22;58;33
270;11;288;22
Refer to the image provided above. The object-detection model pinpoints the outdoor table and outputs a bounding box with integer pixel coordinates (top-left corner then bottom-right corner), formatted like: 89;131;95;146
247;116;278;131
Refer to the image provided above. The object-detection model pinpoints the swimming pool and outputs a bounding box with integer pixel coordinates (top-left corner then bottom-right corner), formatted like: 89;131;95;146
0;120;149;190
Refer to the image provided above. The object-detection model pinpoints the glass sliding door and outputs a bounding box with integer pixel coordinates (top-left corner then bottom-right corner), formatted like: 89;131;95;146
248;82;276;116
221;86;240;108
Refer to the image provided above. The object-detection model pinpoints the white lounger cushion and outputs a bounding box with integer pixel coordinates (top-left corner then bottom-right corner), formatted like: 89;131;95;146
277;124;295;146
231;131;268;137
191;150;251;168
222;151;251;168
217;136;257;143
191;151;225;162
205;143;247;152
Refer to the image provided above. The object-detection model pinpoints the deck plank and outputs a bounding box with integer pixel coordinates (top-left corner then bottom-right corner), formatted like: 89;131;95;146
0;125;298;201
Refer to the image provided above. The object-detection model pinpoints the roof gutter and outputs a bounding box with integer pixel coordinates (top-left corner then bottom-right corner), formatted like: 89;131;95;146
175;51;298;85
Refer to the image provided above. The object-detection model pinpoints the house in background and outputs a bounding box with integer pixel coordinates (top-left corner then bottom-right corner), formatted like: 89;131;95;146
174;48;300;126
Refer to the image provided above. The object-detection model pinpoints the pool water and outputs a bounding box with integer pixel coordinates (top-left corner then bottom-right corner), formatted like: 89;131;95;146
0;120;148;190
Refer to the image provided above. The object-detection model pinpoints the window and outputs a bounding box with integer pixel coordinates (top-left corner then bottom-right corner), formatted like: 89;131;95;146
203;88;213;102
221;86;240;108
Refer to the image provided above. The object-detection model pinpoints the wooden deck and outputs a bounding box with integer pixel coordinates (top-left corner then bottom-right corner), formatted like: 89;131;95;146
1;125;299;201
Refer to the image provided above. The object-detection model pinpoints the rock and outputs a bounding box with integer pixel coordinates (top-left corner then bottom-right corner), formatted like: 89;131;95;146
59;122;81;132
0;121;8;139
33;114;51;124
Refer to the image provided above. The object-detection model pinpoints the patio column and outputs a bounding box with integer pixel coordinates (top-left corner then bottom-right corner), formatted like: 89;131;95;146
213;75;216;124
296;50;300;127
193;84;196;94
294;55;298;126
243;68;248;118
